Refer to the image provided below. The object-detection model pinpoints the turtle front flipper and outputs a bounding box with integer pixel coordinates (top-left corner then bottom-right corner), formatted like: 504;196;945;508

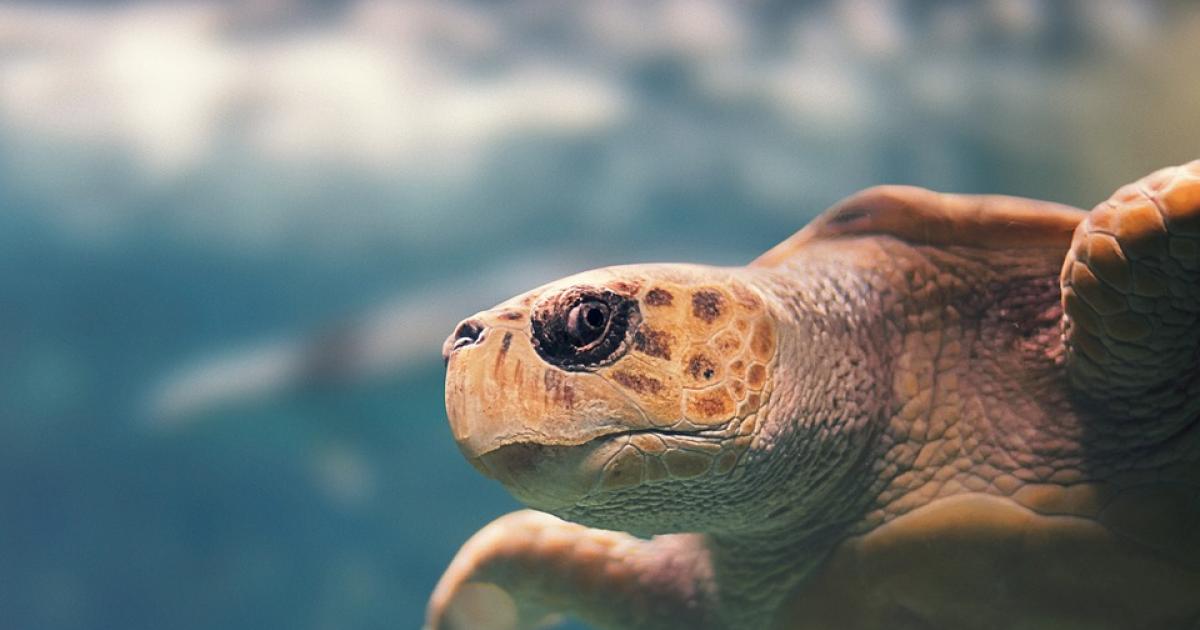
1061;161;1200;432
426;510;719;630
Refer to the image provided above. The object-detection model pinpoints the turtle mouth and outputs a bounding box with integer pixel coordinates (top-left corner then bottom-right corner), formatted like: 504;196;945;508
472;425;732;510
471;427;703;471
475;424;727;468
471;439;602;511
444;325;652;459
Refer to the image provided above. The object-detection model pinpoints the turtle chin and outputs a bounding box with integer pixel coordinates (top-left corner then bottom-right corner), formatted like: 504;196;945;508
473;435;629;513
475;429;746;536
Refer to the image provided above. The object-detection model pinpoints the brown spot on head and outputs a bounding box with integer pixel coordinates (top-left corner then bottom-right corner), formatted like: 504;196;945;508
745;393;761;410
729;360;745;378
685;350;720;384
611;369;664;395
498;310;524;321
746;364;766;390
632;327;673;360
644;288;674;307
691;290;725;323
684;388;735;425
728;380;746;400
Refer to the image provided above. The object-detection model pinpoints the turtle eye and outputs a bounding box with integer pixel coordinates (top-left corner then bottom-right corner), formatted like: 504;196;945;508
530;287;640;371
566;300;609;347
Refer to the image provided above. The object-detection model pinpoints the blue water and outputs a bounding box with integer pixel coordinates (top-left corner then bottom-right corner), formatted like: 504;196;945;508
2;2;1199;629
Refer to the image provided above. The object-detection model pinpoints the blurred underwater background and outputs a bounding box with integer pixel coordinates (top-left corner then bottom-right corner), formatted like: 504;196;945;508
2;0;1199;628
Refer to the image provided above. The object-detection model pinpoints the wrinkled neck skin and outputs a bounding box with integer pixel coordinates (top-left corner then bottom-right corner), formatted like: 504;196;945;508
546;238;1188;629
700;256;895;628
677;238;1157;629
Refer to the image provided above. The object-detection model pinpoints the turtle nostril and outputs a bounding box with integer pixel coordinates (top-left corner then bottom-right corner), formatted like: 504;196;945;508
454;320;485;348
443;319;486;364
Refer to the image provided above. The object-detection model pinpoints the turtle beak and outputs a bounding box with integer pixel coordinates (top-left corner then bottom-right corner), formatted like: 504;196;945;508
442;311;645;461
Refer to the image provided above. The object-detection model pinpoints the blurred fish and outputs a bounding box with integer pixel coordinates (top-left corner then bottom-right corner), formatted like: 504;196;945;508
147;252;594;426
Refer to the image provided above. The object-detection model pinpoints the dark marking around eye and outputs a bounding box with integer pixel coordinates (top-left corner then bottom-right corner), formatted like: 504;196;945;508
644;288;673;306
633;328;672;360
691;290;725;323
530;287;640;371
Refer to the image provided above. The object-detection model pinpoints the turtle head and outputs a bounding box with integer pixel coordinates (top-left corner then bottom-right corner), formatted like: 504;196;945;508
442;264;778;533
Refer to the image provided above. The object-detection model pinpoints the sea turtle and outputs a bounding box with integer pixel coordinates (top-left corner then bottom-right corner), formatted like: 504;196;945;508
427;162;1200;630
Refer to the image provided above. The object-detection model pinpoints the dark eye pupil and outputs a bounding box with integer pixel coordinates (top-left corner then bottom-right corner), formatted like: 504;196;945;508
584;305;606;328
567;301;608;346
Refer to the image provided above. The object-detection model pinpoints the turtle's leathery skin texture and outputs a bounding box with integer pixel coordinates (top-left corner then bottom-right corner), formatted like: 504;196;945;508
428;163;1200;630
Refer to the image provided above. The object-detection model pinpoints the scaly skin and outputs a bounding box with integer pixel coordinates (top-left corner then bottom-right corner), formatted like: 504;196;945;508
428;163;1200;630
1062;162;1200;433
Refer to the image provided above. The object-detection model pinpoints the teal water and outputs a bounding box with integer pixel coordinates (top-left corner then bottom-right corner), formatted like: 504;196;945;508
2;2;1199;629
